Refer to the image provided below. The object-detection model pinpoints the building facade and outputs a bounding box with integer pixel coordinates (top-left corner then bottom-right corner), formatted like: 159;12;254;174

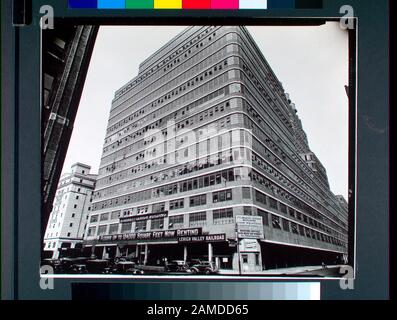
42;25;99;242
44;163;97;259
83;26;348;272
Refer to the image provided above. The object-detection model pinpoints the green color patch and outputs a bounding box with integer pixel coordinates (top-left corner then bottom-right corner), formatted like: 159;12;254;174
126;0;154;8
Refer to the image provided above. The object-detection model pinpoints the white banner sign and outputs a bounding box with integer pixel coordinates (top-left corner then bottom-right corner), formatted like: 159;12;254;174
240;239;261;252
236;215;264;239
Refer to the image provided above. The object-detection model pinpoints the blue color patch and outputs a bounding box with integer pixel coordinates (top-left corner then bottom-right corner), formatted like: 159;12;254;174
69;0;98;8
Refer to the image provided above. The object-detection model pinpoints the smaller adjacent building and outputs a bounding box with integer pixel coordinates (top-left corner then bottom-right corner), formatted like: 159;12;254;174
43;163;97;259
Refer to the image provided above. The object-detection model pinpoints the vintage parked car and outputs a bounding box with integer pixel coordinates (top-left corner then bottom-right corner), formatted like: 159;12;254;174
59;257;88;274
111;261;144;275
41;258;63;274
85;259;111;274
69;264;88;274
189;261;219;275
165;260;192;273
125;266;145;275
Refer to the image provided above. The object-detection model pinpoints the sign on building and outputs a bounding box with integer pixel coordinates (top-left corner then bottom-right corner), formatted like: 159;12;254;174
240;239;261;252
178;234;226;243
119;211;168;223
99;228;202;242
236;215;264;239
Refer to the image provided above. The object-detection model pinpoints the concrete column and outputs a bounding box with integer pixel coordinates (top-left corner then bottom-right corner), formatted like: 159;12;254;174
55;242;61;259
143;244;148;265
183;245;188;262
116;246;121;258
215;257;220;269
232;252;239;271
208;243;213;262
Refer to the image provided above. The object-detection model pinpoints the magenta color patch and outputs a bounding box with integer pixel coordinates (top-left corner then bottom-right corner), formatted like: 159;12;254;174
211;0;239;9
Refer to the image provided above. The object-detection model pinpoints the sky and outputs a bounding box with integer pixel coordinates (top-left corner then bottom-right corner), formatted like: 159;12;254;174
62;23;349;199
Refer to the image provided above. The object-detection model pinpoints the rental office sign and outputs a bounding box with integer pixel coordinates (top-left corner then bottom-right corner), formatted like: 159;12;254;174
99;227;202;242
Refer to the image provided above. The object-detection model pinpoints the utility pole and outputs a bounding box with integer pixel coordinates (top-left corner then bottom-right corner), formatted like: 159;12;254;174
235;223;242;276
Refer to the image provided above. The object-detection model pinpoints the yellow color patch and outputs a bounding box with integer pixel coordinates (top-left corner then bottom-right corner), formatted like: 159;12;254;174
154;0;182;9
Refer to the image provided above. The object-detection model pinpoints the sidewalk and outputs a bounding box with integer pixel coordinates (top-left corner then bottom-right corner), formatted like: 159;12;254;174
218;265;343;276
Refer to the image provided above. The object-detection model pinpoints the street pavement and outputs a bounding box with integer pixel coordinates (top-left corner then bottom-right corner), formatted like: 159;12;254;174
217;265;344;277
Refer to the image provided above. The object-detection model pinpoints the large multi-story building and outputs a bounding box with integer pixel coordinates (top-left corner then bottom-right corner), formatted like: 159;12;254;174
44;163;97;259
83;26;348;273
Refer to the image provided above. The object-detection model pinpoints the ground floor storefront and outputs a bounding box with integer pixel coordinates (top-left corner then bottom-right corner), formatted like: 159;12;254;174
259;241;346;270
43;239;84;259
85;240;239;270
82;239;346;273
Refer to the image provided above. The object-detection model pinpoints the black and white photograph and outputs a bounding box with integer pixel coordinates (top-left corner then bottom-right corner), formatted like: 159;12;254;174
41;23;352;278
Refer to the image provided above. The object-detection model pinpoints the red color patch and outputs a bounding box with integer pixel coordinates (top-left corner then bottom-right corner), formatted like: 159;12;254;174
182;0;212;9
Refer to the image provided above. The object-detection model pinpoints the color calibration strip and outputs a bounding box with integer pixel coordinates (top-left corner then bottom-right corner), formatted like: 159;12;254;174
68;0;323;10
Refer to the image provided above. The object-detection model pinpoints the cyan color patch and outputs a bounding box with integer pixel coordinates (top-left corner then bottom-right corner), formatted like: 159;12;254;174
98;0;126;8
